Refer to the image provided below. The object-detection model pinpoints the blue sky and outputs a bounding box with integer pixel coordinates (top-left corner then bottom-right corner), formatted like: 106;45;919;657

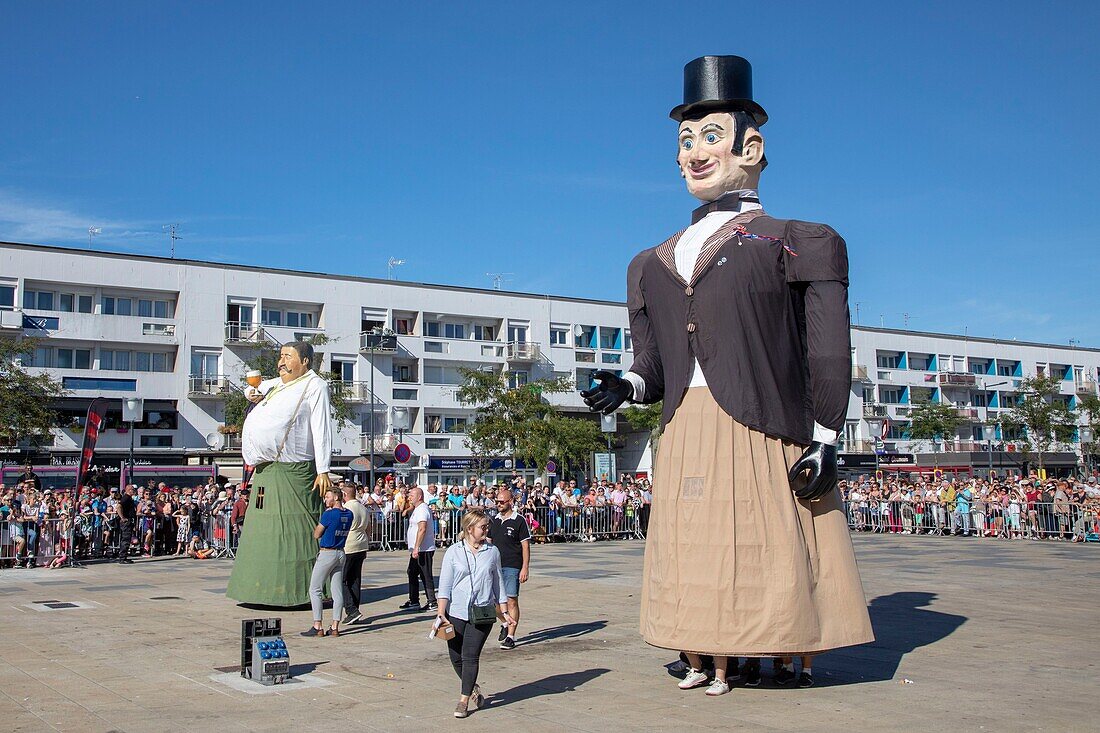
3;1;1098;345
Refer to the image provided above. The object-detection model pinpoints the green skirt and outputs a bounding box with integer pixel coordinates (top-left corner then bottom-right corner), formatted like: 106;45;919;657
226;460;322;607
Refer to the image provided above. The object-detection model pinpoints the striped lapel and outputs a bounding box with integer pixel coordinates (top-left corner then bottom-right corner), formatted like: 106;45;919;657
689;209;766;286
655;229;688;286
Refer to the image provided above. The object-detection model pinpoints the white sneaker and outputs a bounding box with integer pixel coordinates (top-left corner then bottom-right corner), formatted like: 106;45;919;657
678;669;709;690
705;679;731;696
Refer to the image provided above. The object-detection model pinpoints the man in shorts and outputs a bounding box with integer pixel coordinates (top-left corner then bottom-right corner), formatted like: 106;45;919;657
490;486;530;650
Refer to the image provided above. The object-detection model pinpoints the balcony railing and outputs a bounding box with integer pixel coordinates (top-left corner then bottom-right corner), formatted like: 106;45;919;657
360;332;398;352
844;440;877;453
938;372;977;387
851;364;872;382
360;433;398;453
331;381;369;402
142;323;176;337
224;322;273;346
188;375;231;397
862;403;888;418
506;341;540;361
954;407;980;421
1076;380;1098;396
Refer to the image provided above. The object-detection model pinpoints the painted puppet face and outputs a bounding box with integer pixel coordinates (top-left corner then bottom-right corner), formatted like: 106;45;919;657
676;112;763;202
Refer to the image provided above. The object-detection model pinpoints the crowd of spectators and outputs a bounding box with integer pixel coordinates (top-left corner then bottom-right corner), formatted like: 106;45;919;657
840;473;1100;541
1;477;249;567
8;465;1099;568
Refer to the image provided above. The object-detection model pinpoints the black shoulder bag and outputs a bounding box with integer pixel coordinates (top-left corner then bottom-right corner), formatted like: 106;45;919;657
463;544;498;624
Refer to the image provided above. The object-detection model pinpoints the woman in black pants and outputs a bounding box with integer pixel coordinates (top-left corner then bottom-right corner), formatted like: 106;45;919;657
436;509;512;718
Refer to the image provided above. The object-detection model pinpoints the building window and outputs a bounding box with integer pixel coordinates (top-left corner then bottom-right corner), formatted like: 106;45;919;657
23;290;55;310
424;321;441;337
473;324;494;341
601;353;622;364
0;284;14;310
507;324;528;343
880;387;903;404
101;296;115;315
140;435;174;448
443;416;468;433
972;392;988;408
599;327;621;350
876;351;900;369
59;293;74;312
425;437;449;450
77;294;92;313
624;330;632;351
550;327;569;346
508;371;529;389
394;318;414;335
137;299;153;317
116;298;132;316
331;360;355;382
262;309;282;326
393;388;418;400
444;323;466;339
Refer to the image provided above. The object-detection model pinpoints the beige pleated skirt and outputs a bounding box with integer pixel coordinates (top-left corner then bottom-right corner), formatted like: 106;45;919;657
640;387;874;656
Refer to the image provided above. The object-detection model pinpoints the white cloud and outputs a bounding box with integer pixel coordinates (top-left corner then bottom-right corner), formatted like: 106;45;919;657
0;188;167;246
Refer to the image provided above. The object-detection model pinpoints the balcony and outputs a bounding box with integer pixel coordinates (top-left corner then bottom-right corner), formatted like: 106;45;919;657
943;440;983;452
844;440;877;453
360;332;398;353
1076;380;1098;396
954;407;980;421
862;403;888;418
360;432;398;454
331;381;369;402
938;372;977;387
188;375;232;398
575;350;596;364
506;341;540;362
224;322;273;346
851;364;872;383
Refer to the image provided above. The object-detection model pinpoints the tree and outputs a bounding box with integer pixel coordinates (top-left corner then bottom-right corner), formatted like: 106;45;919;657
622;401;664;459
1001;374;1078;473
0;336;68;447
907;401;963;464
1078;394;1100;474
456;368;603;479
219;334;353;433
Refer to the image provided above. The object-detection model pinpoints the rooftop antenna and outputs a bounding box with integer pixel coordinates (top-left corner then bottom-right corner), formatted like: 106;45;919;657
854;302;861;326
879;313;885;328
163;223;182;258
87;226;101;247
486;272;513;290
388;257;406;280
903;312;909;329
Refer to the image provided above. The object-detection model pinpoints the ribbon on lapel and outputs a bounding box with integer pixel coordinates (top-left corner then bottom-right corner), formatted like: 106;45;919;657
654;209;767;287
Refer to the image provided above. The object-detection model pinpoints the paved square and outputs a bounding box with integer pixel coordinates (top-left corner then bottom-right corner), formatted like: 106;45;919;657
1;535;1095;732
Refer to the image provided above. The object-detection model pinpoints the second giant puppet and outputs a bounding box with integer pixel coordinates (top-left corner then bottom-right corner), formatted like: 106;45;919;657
583;56;873;659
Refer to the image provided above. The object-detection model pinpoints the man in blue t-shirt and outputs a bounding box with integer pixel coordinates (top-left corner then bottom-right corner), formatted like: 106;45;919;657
302;488;353;638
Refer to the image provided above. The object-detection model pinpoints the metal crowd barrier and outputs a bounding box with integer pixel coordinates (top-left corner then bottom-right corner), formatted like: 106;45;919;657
843;500;1100;541
1;518;70;567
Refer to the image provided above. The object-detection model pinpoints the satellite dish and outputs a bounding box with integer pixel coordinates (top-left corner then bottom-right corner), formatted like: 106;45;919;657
205;432;223;450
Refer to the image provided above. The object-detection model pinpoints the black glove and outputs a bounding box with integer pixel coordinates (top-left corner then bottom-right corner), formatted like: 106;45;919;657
787;441;838;501
580;369;634;415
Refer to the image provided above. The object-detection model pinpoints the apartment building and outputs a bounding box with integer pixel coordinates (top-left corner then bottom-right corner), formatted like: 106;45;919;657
3;241;1098;484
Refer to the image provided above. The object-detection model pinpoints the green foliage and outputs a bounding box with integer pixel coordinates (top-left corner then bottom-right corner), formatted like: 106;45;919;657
907;401;963;446
456;368;604;476
622;400;664;459
1078;394;1100;454
1001;374;1078;469
0;336;68;446
218;333;353;431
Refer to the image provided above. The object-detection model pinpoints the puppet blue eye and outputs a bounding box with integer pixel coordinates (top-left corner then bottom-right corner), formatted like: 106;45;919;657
704;132;719;144
680;138;693;150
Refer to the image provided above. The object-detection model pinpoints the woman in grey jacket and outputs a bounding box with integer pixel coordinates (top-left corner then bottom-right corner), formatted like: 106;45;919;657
436;508;512;718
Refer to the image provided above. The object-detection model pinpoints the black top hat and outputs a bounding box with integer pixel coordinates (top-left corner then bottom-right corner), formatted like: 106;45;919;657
670;55;767;126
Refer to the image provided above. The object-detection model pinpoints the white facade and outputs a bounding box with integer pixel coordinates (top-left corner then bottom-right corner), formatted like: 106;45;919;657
1;242;639;484
3;241;1099;482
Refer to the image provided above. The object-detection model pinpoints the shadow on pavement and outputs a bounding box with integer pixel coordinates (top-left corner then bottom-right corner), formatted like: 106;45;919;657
821;591;968;686
487;668;612;707
520;620;608;646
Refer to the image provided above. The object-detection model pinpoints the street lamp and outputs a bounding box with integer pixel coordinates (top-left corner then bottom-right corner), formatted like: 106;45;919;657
866;417;884;483
1081;427;1093;478
981;407;997;480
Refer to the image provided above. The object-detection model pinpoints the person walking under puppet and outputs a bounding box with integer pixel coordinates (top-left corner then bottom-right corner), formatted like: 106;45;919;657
582;55;873;696
227;341;333;606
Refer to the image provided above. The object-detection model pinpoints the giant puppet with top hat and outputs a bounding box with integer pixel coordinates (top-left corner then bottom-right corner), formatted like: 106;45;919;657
583;56;874;665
